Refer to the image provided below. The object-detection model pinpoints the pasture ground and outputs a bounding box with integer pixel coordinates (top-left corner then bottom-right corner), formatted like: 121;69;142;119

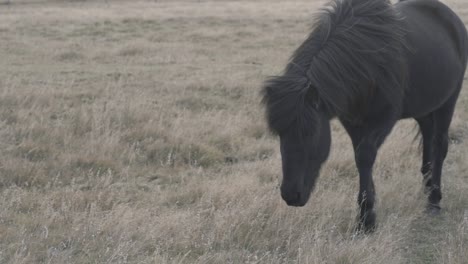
0;0;467;263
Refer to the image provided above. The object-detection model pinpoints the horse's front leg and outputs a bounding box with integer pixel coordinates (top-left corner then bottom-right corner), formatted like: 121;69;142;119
354;143;378;232
342;119;396;232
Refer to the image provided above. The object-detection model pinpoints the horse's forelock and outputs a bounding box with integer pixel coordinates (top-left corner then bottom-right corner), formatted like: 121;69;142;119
262;75;320;138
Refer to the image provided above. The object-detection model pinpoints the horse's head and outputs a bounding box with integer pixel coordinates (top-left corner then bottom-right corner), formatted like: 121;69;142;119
278;111;331;206
262;74;332;207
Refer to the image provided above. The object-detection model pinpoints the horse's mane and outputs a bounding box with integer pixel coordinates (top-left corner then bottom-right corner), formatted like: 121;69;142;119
262;0;407;135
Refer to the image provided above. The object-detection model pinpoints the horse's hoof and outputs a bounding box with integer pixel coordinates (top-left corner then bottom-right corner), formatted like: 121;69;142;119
356;211;377;233
426;204;441;216
355;222;377;234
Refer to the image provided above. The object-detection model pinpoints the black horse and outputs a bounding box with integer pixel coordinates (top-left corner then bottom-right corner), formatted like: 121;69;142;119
262;0;468;231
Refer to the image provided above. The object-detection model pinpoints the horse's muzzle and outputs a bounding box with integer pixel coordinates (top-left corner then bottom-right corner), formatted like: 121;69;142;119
280;189;307;207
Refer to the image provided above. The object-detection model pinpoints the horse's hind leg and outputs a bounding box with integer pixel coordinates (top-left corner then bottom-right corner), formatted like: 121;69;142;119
416;115;434;190
428;94;459;213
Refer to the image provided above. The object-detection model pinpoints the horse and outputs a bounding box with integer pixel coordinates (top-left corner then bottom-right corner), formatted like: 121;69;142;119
262;0;468;232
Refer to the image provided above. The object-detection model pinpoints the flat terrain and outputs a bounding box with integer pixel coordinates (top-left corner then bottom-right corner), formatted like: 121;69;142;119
0;0;467;263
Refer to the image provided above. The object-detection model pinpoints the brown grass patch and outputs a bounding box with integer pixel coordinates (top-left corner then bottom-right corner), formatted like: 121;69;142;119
0;0;467;263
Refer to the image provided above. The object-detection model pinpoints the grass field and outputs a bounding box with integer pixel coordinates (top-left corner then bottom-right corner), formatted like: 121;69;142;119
0;0;467;263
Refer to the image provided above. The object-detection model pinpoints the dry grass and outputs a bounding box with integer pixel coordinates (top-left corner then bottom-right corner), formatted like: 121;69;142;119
0;0;467;263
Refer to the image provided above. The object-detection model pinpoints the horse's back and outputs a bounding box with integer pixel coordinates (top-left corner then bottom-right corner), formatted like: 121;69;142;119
399;0;467;59
396;0;468;118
